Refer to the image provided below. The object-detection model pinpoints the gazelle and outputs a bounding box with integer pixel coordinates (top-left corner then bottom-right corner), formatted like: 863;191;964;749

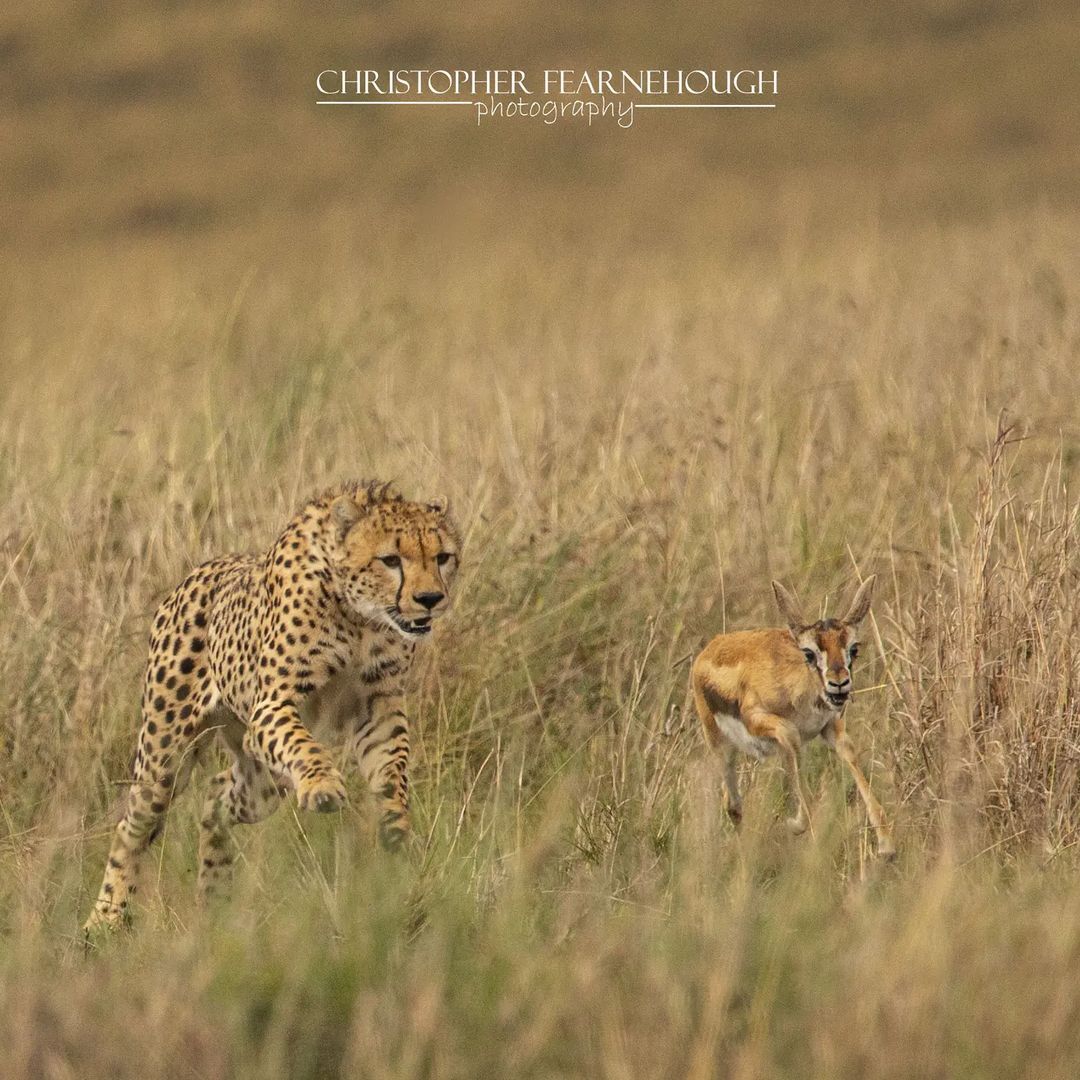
691;576;895;858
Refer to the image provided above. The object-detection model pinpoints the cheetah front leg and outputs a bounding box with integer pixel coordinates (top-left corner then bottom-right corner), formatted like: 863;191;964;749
351;692;411;851
247;696;347;813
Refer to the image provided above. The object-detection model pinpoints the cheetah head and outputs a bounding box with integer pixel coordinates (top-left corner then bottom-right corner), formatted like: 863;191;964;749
328;487;461;639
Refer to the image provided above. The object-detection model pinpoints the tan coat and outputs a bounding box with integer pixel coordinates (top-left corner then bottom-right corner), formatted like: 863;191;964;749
691;577;895;858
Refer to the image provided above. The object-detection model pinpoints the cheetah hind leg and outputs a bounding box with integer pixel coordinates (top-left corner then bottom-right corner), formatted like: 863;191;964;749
84;717;201;941
197;748;286;905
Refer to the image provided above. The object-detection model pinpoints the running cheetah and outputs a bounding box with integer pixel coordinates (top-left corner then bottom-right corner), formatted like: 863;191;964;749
84;481;461;932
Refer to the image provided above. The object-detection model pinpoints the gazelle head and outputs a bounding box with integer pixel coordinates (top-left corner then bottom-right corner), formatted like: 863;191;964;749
772;576;876;710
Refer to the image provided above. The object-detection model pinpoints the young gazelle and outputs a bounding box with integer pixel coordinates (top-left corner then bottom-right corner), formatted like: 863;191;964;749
691;576;895;858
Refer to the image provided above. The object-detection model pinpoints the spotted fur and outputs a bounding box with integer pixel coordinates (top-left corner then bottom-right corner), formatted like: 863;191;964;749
85;481;461;932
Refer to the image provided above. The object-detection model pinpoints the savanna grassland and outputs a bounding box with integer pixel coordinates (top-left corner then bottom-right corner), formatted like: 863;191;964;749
2;2;1080;1077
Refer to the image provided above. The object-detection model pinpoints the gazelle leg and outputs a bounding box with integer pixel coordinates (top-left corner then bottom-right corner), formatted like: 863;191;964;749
693;677;742;823
823;722;896;859
747;712;810;835
718;741;742;823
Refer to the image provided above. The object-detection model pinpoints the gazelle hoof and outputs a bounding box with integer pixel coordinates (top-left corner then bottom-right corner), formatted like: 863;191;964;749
785;816;809;836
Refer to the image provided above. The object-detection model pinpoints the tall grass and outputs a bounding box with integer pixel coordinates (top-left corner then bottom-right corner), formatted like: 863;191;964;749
1;210;1079;1076
3;1;1080;1074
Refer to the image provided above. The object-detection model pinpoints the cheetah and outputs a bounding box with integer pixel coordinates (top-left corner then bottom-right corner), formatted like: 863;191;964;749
84;481;461;933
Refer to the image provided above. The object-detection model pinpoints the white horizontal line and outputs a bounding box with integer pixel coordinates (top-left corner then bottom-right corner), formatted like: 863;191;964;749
635;103;776;108
317;99;474;106
317;99;777;109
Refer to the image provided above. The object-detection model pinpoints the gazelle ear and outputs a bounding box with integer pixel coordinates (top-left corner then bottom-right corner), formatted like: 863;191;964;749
426;494;450;515
842;575;876;626
331;494;361;536
772;581;806;635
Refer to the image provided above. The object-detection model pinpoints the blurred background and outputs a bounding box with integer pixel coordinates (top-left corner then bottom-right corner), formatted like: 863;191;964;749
3;0;1078;262
2;4;1080;1077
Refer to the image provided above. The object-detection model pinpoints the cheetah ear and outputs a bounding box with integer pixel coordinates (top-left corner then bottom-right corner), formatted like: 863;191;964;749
426;495;450;516
842;575;876;627
772;581;807;637
331;494;361;536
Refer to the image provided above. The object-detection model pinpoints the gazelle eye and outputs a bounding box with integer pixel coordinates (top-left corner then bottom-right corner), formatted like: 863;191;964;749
378;555;401;569
802;648;817;665
849;644;860;661
435;552;454;567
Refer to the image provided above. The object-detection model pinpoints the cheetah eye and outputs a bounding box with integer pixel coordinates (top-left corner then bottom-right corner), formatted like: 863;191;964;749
435;552;454;567
378;555;402;569
802;648;817;666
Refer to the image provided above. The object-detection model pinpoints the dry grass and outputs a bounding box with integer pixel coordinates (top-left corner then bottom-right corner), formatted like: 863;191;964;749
2;1;1080;1077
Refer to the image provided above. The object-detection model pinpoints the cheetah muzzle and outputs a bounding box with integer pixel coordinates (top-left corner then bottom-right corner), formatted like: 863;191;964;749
388;609;434;637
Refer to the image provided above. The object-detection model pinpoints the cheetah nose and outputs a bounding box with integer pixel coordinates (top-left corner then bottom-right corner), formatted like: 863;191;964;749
414;591;444;611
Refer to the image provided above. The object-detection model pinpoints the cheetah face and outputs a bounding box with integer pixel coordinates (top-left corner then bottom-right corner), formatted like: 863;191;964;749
330;494;461;639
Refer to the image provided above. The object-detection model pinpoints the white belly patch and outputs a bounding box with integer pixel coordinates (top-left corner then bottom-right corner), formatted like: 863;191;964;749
713;713;776;761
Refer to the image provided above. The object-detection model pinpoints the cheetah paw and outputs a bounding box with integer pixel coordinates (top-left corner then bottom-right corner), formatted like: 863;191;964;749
378;816;411;853
82;904;130;949
296;771;347;813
